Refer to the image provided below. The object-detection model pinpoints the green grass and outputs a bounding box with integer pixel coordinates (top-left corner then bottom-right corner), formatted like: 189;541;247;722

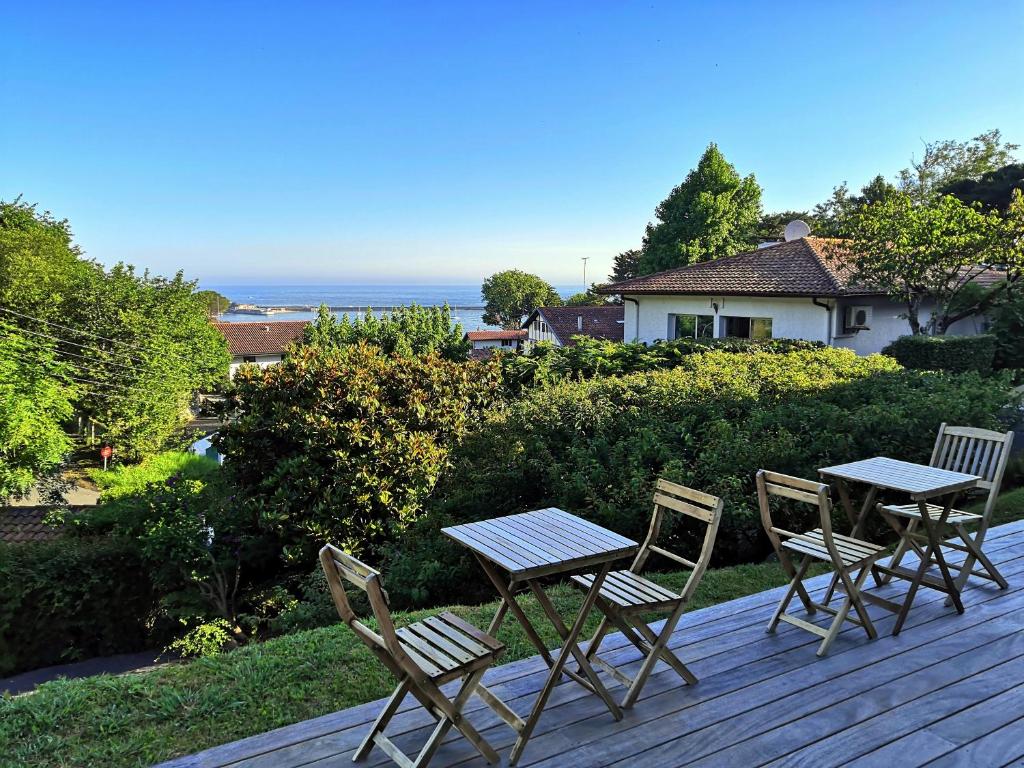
88;451;220;499
3;487;1021;768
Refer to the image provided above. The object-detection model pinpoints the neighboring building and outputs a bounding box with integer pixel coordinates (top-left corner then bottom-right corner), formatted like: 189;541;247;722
464;329;528;360
599;236;994;355
523;305;625;347
213;320;310;377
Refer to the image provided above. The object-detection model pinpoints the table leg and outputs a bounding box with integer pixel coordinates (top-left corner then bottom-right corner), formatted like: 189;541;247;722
474;554;554;666
509;561;617;766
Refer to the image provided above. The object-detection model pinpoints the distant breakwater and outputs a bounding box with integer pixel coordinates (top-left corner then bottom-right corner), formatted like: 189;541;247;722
229;304;486;314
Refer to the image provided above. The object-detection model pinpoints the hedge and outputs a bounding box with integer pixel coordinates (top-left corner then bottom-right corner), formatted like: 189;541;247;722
881;334;996;373
384;348;1015;607
0;537;155;676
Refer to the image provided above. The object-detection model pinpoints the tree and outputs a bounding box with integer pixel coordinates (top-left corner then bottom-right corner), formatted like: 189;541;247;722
481;270;561;329
813;175;899;236
302;302;470;360
194;289;231;317
609;249;642;282
754;211;819;242
0;329;76;499
835;191;1017;335
898;129;1019;202
564;285;607;306
637;143;762;275
942;163;1024;213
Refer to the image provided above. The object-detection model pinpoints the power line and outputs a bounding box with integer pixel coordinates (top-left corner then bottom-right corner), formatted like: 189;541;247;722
0;305;195;364
0;321;151;368
0;324;141;373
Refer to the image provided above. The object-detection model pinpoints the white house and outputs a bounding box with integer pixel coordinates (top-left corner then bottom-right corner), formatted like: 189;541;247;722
464;329;528;360
212;320;310;377
523;305;625;347
599;236;993;354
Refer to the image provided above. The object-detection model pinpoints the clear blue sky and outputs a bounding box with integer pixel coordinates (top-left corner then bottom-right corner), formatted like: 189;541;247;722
3;2;1022;287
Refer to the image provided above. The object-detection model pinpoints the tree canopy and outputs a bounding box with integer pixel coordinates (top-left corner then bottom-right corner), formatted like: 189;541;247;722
942;163;1024;213
835;191;1022;335
194;289;231;317
481;270;562;329
637;143;762;275
302;303;470;360
897;129;1019;202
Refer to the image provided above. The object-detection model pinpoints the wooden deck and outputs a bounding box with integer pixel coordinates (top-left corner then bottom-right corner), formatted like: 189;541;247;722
160;520;1024;768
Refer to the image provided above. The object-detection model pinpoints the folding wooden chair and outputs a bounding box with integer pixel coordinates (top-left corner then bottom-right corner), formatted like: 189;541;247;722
879;424;1013;593
320;544;504;767
757;470;887;657
571;478;723;708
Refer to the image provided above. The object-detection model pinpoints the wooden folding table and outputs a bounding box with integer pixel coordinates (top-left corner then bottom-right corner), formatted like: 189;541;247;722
443;507;638;765
819;456;980;635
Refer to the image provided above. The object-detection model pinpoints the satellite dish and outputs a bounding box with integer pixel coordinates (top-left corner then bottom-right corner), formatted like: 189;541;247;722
784;219;811;241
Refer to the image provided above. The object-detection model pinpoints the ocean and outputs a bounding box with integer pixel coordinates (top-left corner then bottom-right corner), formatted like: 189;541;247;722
206;283;581;331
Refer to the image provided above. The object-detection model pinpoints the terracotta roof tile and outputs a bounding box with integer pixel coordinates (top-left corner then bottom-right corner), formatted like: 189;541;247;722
527;305;625;346
212;321;310;357
464;329;528;341
600;238;882;298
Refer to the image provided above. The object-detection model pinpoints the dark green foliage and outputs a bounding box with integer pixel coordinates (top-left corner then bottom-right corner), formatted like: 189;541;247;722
302;303;470;361
882;334;996;373
0;537;154;676
638;143;762;275
754;211;819;242
216;343;501;560
481;270;562;329
385;349;1014;607
609;248;641;282
943;163;1024;213
499;336;825;392
989;291;1024;370
194;289;231;316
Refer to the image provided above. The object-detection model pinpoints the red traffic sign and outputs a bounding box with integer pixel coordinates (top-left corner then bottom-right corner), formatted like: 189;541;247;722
100;445;113;459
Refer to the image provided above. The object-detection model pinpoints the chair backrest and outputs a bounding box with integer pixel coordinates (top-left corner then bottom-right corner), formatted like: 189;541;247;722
929;424;1014;517
319;544;404;665
756;470;842;565
632;478;724;603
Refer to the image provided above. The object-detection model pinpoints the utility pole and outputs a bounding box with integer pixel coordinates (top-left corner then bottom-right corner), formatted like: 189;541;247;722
581;257;590;291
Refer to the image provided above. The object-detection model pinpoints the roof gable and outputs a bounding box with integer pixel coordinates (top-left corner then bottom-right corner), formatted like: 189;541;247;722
600;238;880;298
527;305;625;345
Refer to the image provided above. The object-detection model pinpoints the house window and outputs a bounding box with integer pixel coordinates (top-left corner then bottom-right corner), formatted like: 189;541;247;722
674;314;714;339
242;355;257;363
501;339;512;347
722;316;773;340
540;321;547;333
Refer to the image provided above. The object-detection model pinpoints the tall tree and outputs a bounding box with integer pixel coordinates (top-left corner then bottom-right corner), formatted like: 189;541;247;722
942;163;1024;213
637;143;762;275
813;175;899;236
609;248;642;282
754;210;819;242
481;270;561;329
194;289;231;317
835;191;1021;335
898;129;1019;202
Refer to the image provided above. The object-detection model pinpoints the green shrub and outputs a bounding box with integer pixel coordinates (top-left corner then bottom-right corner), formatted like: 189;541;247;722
501;336;825;391
89;450;220;500
0;537;155;676
385;348;1015;607
215;342;501;561
989;292;1024;370
881;333;996;373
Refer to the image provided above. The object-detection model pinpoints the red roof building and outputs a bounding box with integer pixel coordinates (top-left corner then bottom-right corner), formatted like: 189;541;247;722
212;320;309;376
523;305;625;347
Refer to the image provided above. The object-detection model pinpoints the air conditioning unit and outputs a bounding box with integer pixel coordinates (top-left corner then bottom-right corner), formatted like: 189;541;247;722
844;305;872;331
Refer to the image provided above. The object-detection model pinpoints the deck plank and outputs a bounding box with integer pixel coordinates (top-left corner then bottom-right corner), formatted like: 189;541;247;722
156;520;1024;768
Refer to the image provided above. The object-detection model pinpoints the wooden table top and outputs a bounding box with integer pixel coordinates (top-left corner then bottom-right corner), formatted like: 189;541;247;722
442;508;639;580
819;456;980;500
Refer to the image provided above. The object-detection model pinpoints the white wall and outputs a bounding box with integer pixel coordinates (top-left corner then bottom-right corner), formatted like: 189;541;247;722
471;338;519;350
525;316;561;346
229;354;285;378
622;293;989;354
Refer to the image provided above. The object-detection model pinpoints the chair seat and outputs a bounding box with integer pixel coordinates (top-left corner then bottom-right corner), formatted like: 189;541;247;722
880;502;982;526
571;569;679;610
395;611;504;680
782;529;885;567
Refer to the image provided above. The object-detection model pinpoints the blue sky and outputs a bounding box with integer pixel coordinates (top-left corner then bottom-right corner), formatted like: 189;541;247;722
3;2;1022;287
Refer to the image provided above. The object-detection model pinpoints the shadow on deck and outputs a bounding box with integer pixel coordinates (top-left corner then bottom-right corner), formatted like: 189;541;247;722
160;520;1024;768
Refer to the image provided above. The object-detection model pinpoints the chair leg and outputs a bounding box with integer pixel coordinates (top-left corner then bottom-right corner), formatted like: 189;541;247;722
878;515;917;586
768;554;813;634
622;604;694;709
818;567;871;657
355;678;411;761
413;668;495;768
584;616;612;661
953;524;1007;590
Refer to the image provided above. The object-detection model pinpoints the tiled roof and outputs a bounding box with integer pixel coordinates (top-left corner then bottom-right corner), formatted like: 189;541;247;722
600;238;883;298
526;305;625;346
465;329;528;341
212;321;310;357
0;508;64;543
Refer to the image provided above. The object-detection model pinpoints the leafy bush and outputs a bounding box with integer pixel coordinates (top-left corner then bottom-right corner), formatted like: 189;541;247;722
216;342;500;561
385;348;1015;607
89;451;220;500
989;292;1024;370
501;336;826;391
881;333;996;373
0;537;154;676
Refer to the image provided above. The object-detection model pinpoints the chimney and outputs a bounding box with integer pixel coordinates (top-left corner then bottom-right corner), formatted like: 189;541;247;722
577;315;583;332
